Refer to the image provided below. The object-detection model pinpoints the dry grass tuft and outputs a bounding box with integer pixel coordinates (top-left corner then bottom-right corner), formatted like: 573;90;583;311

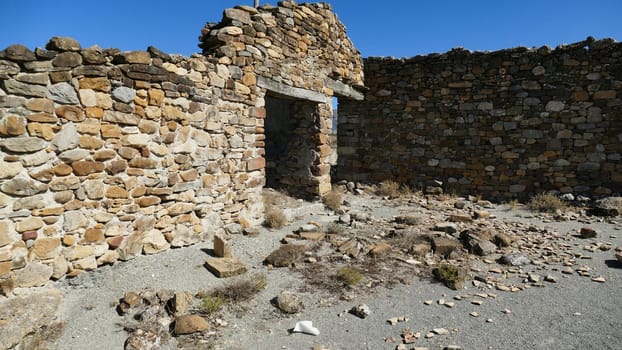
433;263;468;290
264;206;287;228
377;180;411;197
326;222;346;234
215;273;267;303
198;273;268;315
323;189;343;210
505;198;521;211
528;193;566;213
198;295;226;315
335;266;363;286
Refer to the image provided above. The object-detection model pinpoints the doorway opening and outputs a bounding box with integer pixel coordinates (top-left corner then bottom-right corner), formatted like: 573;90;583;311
264;93;318;198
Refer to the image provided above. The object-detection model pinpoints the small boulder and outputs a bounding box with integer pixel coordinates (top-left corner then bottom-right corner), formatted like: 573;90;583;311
431;236;462;257
494;232;513;247
499;253;530;266
587;197;621;217
170;291;193;317
174;314;209;335
46;37;81;51
275;290;303;314
579;227;597;239
460;231;496;256
350;304;371;319
434;222;458;234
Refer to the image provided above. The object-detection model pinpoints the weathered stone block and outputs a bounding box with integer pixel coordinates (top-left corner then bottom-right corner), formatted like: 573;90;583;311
205;257;247;278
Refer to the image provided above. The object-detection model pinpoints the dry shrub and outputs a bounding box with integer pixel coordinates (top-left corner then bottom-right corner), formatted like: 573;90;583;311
264;206;287;228
198;295;226;315
335;266;363;286
394;215;422;225
505;199;521;211
377;180;411;197
433;263;468;290
326;222;346;234
528;193;566;213
198;273;268;315
323;189;343;210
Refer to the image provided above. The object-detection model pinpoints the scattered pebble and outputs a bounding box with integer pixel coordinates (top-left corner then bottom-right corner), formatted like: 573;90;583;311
387;316;409;325
433;328;449;335
591;276;606;283
471;300;483;305
502;309;512;314
444;346;462;350
424;300;433;305
544;274;558;283
470;311;479;317
401;329;420;344
350;304;371;319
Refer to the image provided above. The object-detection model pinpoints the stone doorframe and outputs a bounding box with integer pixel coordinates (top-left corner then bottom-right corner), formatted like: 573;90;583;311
258;77;363;198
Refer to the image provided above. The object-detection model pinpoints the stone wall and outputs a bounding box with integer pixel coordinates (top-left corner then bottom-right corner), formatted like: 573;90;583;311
0;0;363;290
200;1;364;196
338;37;622;200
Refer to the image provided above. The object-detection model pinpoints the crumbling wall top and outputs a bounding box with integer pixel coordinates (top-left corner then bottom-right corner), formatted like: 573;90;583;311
199;1;364;99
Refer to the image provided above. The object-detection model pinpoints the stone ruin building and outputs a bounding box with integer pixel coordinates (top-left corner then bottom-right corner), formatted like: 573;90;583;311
0;0;620;290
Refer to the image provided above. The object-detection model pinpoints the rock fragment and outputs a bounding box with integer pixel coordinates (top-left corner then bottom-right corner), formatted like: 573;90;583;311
275;290;304;314
349;304;371;318
174;314;209;335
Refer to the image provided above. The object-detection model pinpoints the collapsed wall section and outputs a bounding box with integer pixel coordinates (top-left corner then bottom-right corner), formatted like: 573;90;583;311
338;38;622;200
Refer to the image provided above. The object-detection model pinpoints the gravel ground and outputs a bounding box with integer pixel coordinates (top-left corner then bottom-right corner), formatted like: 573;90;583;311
52;192;622;350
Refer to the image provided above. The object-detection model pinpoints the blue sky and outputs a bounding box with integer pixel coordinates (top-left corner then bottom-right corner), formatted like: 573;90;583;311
1;0;621;58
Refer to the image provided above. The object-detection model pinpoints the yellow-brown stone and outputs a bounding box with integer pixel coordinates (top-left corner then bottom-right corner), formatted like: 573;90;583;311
148;89;164;105
79;77;111;92
55;105;85;122
62;234;76;246
32;207;64;216
72;160;105;176
79;135;104;149
84;228;105;243
93;149;117;161
106;186;129;199
85;107;104;119
26;98;55;113
0;115;26;136
101;125;122;138
32;237;61;260
27;122;55;140
136;196;161;207
53;163;73;176
15;217;44;232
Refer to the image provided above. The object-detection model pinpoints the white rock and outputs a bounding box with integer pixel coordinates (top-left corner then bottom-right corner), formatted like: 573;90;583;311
293;320;319;336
